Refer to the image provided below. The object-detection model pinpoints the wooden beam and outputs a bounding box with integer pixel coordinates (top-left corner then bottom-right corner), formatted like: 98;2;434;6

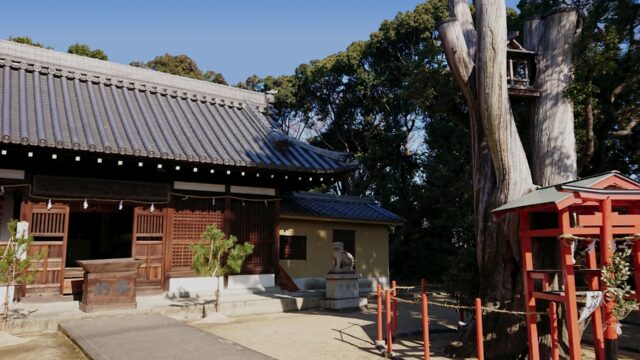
559;208;582;359
519;210;540;360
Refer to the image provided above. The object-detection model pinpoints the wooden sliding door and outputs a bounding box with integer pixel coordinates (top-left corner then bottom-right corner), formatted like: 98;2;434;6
25;202;69;295
132;207;165;290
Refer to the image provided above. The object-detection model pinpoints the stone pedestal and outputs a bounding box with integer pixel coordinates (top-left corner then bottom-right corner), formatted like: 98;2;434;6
77;258;143;313
324;273;367;310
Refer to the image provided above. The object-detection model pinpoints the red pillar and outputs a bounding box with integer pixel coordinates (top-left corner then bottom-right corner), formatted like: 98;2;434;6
475;298;484;360
559;208;582;359
422;292;430;360
385;289;392;355
391;280;398;333
631;205;640;314
377;284;383;344
634;240;640;314
600;197;618;359
519;210;540;360
549;302;559;360
586;240;605;359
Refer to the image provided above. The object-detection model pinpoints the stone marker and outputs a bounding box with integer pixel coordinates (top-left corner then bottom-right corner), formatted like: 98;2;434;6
323;242;367;310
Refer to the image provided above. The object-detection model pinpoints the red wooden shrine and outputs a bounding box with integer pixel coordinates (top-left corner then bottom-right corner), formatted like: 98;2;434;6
494;171;640;360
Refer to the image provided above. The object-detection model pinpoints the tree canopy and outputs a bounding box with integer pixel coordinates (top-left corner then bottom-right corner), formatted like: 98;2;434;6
131;54;228;85
8;36;50;49
67;43;109;60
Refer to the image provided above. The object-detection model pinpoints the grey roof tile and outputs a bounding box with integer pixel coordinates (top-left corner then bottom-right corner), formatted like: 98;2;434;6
282;191;404;224
0;41;357;173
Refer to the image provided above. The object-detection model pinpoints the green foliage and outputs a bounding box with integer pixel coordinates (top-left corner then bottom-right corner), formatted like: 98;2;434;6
190;225;254;278
132;54;228;85
237;0;470;285
0;220;44;286
8;36;51;49
67;43;108;60
601;245;637;320
203;70;228;85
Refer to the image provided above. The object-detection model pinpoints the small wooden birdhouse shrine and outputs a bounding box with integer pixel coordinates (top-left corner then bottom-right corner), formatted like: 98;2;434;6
507;33;540;97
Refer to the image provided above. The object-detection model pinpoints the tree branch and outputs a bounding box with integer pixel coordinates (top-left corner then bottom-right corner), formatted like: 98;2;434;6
610;117;640;137
449;0;477;59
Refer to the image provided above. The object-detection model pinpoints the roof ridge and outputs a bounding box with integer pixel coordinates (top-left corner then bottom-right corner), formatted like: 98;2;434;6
535;170;624;190
0;40;268;109
291;191;375;204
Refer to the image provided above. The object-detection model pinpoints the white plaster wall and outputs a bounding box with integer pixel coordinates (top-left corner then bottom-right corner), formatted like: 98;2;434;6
168;276;220;296
226;274;275;290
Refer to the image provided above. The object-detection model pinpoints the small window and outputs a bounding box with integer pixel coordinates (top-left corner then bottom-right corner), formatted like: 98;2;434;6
333;229;355;256
279;235;307;260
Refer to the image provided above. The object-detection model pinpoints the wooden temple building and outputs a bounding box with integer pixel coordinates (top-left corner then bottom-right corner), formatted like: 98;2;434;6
0;41;399;299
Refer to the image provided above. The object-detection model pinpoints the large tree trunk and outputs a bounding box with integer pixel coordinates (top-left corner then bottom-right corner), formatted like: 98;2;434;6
527;9;578;186
440;0;535;357
525;9;580;359
439;1;578;358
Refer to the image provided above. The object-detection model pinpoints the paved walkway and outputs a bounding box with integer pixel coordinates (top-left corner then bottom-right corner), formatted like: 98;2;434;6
59;314;274;360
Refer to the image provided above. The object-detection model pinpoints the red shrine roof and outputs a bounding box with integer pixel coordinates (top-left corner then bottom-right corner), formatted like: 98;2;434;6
492;171;640;214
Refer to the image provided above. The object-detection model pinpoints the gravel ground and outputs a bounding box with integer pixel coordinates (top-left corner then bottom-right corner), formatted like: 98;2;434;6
195;305;469;360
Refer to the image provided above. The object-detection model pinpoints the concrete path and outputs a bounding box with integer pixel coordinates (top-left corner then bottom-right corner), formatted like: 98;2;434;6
59;314;274;360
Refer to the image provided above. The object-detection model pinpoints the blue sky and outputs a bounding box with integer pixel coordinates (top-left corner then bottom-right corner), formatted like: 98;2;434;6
1;0;520;84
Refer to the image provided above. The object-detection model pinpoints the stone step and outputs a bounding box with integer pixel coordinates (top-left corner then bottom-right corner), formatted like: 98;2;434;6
4;291;325;334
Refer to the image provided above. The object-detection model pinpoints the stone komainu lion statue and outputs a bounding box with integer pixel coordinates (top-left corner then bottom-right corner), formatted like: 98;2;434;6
330;242;355;273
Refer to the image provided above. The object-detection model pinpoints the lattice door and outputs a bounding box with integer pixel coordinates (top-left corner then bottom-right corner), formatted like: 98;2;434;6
132;207;165;289
27;203;69;294
169;198;224;274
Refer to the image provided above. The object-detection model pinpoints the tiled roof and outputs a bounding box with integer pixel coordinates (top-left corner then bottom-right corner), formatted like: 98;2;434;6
0;41;356;173
281;192;404;224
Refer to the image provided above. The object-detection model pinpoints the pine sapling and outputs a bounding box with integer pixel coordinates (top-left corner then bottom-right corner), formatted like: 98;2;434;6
190;225;254;312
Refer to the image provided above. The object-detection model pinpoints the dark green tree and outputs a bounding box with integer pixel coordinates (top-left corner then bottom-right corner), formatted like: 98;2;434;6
131;54;229;86
8;36;50;49
203;70;228;85
67;43;108;60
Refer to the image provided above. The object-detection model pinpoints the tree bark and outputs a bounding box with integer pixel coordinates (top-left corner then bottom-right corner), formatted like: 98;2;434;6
440;2;579;358
439;0;536;357
525;9;580;359
527;8;578;186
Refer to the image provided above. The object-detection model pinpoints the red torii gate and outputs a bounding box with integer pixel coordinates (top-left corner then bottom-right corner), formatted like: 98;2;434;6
493;171;640;360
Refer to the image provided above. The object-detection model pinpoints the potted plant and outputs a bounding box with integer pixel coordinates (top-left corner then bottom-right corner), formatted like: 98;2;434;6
0;219;43;327
190;224;254;313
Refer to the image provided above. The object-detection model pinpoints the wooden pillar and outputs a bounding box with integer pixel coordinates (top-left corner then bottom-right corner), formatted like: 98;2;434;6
273;199;280;275
634;239;640;313
559;208;582;359
549;301;559;360
163;207;175;291
600;197;618;359
519;210;540;360
585;237;605;360
630;205;640;314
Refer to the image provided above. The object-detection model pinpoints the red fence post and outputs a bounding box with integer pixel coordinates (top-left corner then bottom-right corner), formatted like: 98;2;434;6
549;301;559;360
422;292;430;360
386;289;393;355
377;284;383;344
421;278;426;294
391;280;398;333
475;298;484;360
